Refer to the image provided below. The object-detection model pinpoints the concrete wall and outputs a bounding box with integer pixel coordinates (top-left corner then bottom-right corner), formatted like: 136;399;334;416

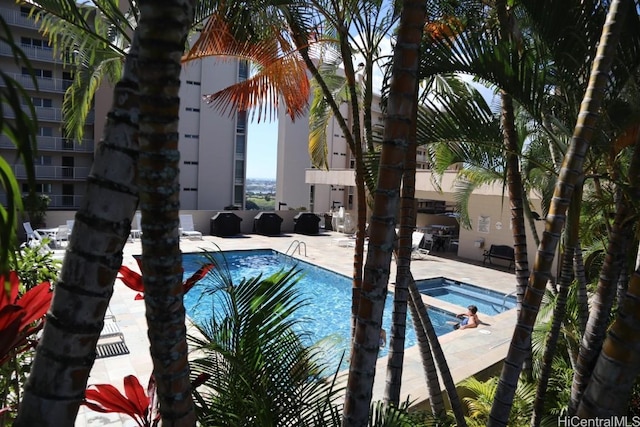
457;194;546;268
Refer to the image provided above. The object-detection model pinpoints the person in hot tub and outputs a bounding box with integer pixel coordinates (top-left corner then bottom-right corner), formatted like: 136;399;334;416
453;305;479;330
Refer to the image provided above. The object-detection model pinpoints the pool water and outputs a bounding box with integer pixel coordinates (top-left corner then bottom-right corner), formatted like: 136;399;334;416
182;250;459;370
416;277;516;315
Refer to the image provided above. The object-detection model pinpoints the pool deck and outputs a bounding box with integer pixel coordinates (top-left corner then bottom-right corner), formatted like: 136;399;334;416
74;231;517;426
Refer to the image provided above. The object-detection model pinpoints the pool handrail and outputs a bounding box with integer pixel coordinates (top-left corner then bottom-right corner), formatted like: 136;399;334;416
285;240;307;257
501;289;518;311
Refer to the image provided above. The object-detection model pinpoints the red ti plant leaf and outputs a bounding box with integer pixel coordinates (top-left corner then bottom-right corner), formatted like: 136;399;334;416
0;274;52;365
14;281;52;330
84;375;151;427
119;263;214;299
118;266;145;293
183;263;214;293
0;271;20;309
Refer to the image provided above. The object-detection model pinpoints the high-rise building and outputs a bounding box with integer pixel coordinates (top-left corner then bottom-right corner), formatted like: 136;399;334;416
0;1;248;214
0;1;95;210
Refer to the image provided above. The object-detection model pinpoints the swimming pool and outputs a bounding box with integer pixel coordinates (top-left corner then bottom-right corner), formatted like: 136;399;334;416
182;250;459;369
416;277;516;315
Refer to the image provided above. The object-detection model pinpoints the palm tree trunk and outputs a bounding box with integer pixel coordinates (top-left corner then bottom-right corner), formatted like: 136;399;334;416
488;1;625;424
408;279;467;425
531;197;579;427
286;20;369;339
572;178;589;336
406;289;445;416
569;131;640;415
384;94;418;405
137;1;196;425
577;265;640;416
342;0;426;423
15;31;142;427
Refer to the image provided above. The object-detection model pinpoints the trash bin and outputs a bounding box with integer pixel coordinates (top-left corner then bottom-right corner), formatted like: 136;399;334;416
294;212;320;235
253;212;283;236
324;213;333;231
210;212;243;237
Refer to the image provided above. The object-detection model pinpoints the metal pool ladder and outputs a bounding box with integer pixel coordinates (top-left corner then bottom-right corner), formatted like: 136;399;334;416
285;240;307;257
501;289;518;311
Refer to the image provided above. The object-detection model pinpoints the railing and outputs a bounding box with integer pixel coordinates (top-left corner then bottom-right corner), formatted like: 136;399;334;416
285;240;307;257
13;165;91;180
1;106;95;124
49;194;83;209
0;135;94;152
0;73;73;93
0;7;40;30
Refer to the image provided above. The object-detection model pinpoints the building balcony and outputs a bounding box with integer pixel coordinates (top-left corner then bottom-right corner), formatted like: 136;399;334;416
0;42;57;63
14;165;91;181
49;194;83;209
2;106;94;125
0;135;95;152
0;7;39;30
1;72;72;93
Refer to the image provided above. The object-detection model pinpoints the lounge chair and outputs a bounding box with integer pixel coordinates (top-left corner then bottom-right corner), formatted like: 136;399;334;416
129;211;142;240
411;231;430;259
179;214;203;240
53;225;70;248
22;222;51;252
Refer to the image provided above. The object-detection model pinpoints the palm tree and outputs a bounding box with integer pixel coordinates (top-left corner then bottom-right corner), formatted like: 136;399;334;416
15;1;198;424
488;1;627;424
15;25;143;427
188;266;342;425
341;0;427;423
135;0;197;423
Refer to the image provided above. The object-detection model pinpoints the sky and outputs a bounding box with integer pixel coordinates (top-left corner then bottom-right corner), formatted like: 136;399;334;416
246;120;279;180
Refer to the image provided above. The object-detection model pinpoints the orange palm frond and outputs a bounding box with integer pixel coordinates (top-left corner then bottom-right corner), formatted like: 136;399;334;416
424;16;465;41
182;14;309;122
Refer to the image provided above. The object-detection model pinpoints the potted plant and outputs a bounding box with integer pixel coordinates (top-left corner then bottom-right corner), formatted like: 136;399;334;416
22;193;50;228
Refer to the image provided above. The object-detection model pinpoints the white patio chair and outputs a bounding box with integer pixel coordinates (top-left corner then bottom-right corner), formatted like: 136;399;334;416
411;231;430;259
53;225;70;248
22;222;50;251
129;211;142;240
179;214;203;240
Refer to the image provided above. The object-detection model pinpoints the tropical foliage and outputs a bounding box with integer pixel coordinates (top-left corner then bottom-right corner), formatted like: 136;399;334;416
0;271;53;424
188;265;343;426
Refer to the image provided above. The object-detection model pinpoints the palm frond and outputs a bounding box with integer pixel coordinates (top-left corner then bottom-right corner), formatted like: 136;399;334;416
0;14;38;277
183;14;309;122
189;265;342;425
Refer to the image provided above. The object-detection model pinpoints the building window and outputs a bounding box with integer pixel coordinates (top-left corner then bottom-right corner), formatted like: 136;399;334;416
20;37;50;50
23;68;52;79
235;160;244;181
28;97;53;108
22;183;52;193
239;60;249;80
38;127;53;137
236;111;246;133
33;156;52;166
20;6;31;17
234;185;244;205
235;135;245;155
